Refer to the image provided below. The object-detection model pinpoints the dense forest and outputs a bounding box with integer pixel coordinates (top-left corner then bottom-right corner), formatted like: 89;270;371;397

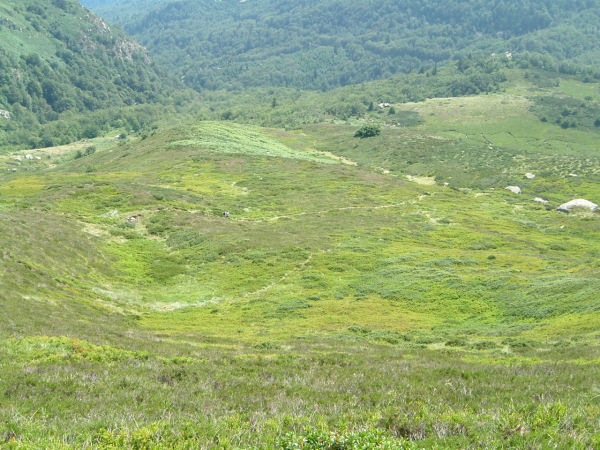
0;0;179;149
84;0;600;91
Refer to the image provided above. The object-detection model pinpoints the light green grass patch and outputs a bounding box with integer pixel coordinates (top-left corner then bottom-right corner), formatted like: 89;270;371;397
171;121;340;163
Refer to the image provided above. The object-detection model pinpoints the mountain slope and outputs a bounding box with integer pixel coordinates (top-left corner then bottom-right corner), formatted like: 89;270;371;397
1;70;600;445
0;0;174;149
86;0;600;91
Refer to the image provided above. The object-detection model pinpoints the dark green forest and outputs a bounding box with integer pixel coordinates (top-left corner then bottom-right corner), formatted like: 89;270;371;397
0;0;180;149
5;0;600;149
87;0;600;91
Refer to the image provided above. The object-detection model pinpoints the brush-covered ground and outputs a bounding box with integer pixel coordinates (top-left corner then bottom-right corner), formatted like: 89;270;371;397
1;71;600;448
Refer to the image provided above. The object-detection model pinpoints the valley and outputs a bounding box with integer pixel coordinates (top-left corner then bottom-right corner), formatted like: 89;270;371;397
1;0;600;448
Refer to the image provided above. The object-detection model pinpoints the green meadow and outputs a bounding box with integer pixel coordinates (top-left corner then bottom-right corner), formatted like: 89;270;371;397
1;70;600;448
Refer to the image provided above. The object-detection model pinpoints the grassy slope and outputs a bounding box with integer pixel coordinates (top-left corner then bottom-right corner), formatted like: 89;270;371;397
1;75;600;447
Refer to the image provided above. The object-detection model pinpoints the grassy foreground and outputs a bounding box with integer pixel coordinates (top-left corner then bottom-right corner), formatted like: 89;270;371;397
1;76;600;447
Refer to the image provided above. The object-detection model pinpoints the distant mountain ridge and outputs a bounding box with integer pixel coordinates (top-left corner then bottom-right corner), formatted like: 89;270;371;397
82;0;600;91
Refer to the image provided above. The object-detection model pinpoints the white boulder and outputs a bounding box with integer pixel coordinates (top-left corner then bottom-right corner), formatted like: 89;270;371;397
557;199;598;213
525;173;536;179
533;197;548;204
505;186;521;194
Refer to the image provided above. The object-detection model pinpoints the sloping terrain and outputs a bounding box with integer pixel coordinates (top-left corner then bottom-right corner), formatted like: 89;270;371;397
0;0;176;149
1;71;599;445
85;0;600;90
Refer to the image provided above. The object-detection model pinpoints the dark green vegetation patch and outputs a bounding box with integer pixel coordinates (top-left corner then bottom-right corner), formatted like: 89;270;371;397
0;0;183;149
89;0;600;91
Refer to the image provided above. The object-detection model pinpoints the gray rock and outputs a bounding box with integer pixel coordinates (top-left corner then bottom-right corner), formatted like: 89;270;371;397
505;186;521;194
557;199;598;213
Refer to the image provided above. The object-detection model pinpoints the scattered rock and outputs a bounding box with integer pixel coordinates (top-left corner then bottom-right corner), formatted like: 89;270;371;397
557;199;598;213
0;109;10;119
533;197;548;204
525;173;536;179
25;154;33;160
126;215;142;223
568;173;578;177
378;102;391;109
505;186;521;194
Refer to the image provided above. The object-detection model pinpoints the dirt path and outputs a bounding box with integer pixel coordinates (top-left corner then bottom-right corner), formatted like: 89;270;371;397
235;192;435;224
243;253;315;298
114;192;438;312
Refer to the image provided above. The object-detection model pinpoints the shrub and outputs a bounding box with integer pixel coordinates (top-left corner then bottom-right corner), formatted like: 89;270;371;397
254;342;280;350
471;340;498;350
445;338;467;347
279;428;410;449
354;124;381;138
348;325;371;334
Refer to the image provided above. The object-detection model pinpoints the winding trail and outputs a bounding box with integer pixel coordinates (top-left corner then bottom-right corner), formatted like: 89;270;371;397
115;191;439;312
243;252;315;298
234;192;437;224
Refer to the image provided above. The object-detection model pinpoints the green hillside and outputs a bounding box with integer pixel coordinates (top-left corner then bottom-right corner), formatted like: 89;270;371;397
1;69;599;446
85;0;600;91
1;1;600;447
0;0;179;149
